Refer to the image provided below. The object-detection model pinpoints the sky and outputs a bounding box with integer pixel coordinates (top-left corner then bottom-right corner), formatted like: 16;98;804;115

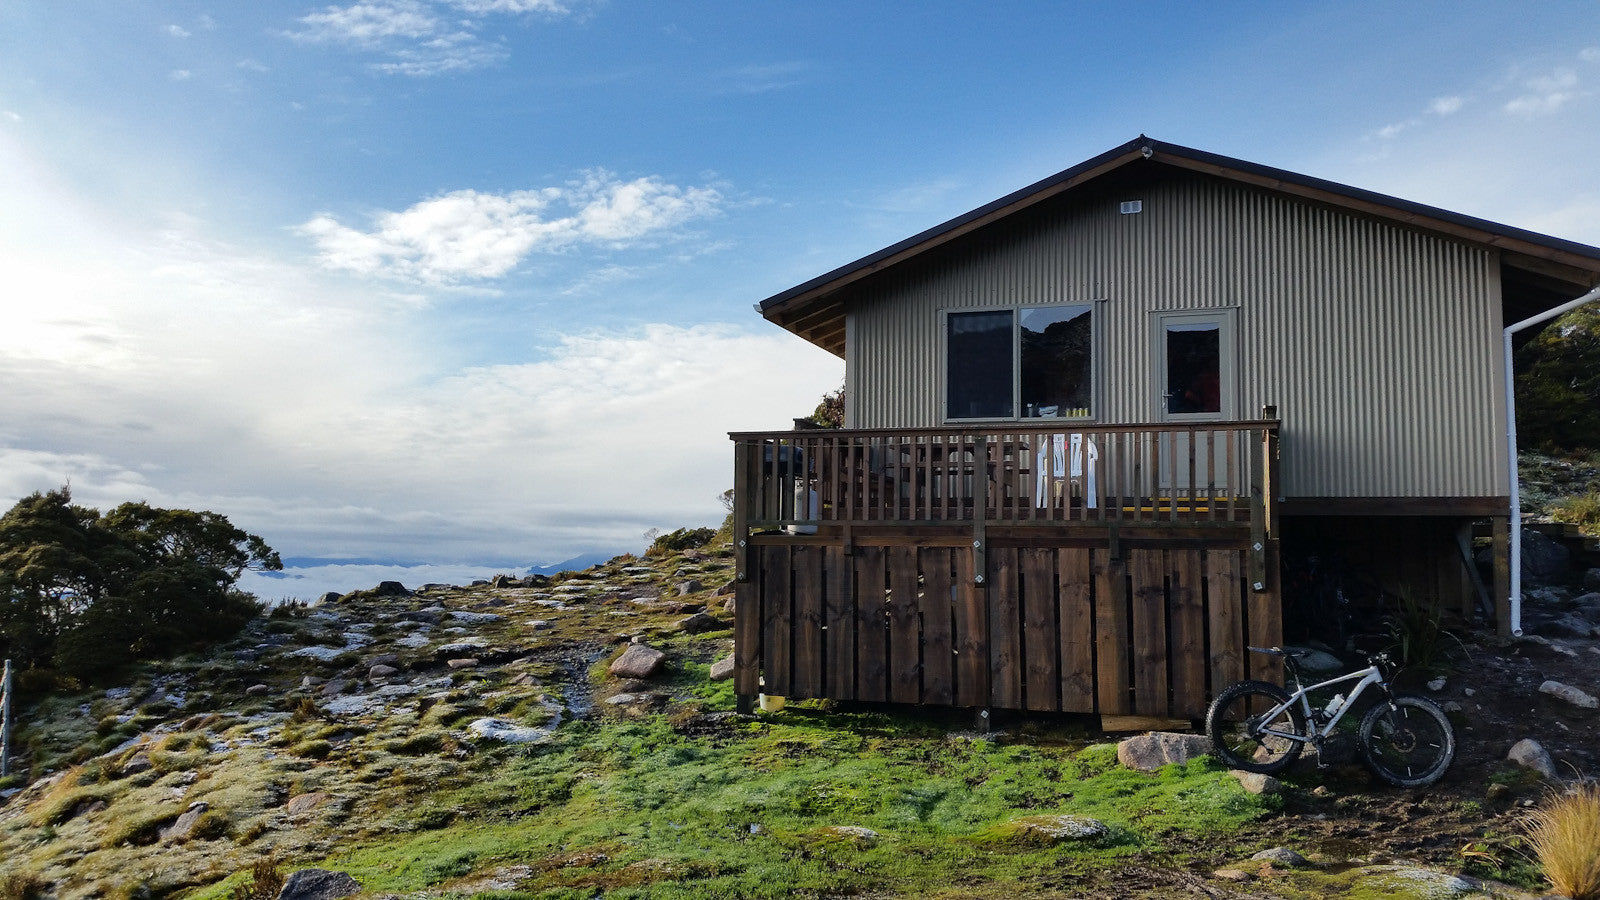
2;2;1599;600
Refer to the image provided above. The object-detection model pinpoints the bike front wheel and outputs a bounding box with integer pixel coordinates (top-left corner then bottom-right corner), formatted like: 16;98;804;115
1358;695;1456;787
1206;680;1307;774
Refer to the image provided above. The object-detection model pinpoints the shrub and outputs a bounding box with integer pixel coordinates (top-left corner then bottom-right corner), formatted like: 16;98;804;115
1526;781;1600;899
230;858;285;900
1553;491;1600;536
647;527;716;556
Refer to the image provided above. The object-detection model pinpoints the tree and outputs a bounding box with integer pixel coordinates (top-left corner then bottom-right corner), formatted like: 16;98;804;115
0;488;281;685
809;384;845;428
1517;303;1600;453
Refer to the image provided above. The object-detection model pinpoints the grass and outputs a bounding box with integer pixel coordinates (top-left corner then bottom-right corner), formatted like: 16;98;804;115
1525;782;1600;899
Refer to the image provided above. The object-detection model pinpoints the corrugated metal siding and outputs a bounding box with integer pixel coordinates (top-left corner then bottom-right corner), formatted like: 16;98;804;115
844;173;1507;498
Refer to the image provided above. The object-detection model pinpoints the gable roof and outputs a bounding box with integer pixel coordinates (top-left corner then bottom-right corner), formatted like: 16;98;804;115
759;135;1600;356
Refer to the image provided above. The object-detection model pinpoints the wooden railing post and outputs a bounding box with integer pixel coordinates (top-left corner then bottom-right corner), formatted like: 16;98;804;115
972;435;988;584
733;440;753;583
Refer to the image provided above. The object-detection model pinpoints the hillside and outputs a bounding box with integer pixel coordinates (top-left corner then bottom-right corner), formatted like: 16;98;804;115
1;531;1598;900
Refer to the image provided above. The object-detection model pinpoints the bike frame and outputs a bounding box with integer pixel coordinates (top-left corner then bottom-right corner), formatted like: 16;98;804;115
1256;662;1390;744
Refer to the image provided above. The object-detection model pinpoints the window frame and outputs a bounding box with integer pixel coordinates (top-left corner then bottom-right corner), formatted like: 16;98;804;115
1150;308;1239;422
940;300;1100;424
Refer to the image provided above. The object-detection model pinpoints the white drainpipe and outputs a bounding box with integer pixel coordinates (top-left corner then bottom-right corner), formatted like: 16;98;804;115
1503;285;1600;636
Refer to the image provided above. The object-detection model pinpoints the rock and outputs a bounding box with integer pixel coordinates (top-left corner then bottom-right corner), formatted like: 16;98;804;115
246;684;270;696
277;868;362;900
1008;814;1109;841
398;610;442;625
709;656;736;681
316;591;342;604
528;619;552;630
122;752;153;776
818;825;879;846
1116;732;1212;772
677;613;726;634
1230;770;1282;795
1539;679;1599;709
1250;847;1310;868
490;574;516;588
287;792;330;816
368;664;399;679
317;678;351;698
1541;614;1598;639
372;581;410;597
1349;865;1473;897
1520;529;1572;583
1583;569;1600;592
606;692;664;707
365;652;400;668
73;798;109;819
160;801;208;843
467;718;551;744
446;658;479;670
1486;782;1513;804
1426;676;1446;692
1508;738;1557;778
288;646;349;663
715;583;734;596
676;580;704;596
1213;869;1253;882
450;611;504;624
609;643;667;679
437;640;487;655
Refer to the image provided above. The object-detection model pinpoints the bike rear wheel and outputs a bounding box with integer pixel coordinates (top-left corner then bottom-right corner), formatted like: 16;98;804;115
1206;680;1307;774
1358;695;1455;787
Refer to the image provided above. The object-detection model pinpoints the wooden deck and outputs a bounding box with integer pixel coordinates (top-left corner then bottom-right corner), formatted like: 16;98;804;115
729;420;1283;720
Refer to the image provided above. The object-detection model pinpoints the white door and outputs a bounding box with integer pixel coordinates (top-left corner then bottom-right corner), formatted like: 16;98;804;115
1154;310;1237;498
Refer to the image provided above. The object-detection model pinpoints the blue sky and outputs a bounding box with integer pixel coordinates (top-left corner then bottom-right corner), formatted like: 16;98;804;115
3;2;1598;599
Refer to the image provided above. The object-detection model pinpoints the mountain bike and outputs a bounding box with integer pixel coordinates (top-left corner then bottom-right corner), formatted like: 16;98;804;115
1205;646;1456;787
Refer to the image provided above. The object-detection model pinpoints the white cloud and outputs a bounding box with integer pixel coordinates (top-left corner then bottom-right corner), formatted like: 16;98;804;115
167;24;191;38
287;0;576;75
290;1;440;45
238;59;271;72
300;173;724;281
1430;95;1464;116
1583;47;1600;63
169;69;193;81
1505;68;1583;117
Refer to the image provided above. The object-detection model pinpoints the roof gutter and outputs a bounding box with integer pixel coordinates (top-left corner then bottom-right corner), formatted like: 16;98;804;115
1503;284;1600;636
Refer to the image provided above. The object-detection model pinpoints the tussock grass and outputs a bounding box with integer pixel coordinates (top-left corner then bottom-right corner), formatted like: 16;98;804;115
1526;781;1600;899
1553;491;1600;536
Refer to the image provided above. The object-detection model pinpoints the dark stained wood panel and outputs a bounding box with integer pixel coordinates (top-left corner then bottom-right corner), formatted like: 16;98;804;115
988;548;1022;709
1021;547;1059;711
1058;547;1095;712
953;549;988;707
1093;549;1131;715
1169;549;1207;718
792;547;824;699
823;545;854;700
888;546;922;704
734;576;761;695
1205;548;1244;695
761;545;792;696
854;546;888;701
1130;549;1169;717
920;548;954;706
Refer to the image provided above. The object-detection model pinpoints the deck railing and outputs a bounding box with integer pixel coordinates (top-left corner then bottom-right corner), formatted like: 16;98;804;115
730;419;1280;534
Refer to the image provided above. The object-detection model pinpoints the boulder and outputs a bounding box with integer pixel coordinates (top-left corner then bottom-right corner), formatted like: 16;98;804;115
490;574;517;588
1116;732;1212;772
818;825;879;846
1250;847;1310;868
1007;814;1108;842
446;658;479;670
709;656;736;681
1230;771;1282;795
159;801;208;842
609;644;667;679
676;580;704;596
1540;679;1599;709
372;581;410;597
467;718;551;744
1541;614;1598;640
246;684;271;696
368;664;399;679
677;613;726;634
287;792;330;817
122;752;153;776
316;591;342;605
1507;738;1556;778
1584;569;1600;593
1520;529;1571;583
277;869;361;900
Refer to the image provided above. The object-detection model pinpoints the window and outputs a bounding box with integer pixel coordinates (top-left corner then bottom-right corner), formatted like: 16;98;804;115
945;304;1093;421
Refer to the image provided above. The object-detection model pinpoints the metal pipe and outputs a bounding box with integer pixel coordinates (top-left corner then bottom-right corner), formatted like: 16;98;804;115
1503;285;1600;637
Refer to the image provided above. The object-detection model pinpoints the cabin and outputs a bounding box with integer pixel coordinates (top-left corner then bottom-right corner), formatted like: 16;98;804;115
729;136;1600;723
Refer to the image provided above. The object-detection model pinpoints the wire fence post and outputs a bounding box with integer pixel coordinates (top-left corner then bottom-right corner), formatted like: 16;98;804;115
1;659;12;777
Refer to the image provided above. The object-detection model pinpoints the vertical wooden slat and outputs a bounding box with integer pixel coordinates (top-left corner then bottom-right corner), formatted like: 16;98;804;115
1224;431;1237;520
1021;547;1059;711
953;548;989;706
888;546;922;704
1093;548;1130;715
793;547;824;699
854;546;888;701
921;548;954;706
761;545;792;696
1130;548;1169;717
1058;547;1095;712
823;545;855;700
1248;543;1283;685
1169;549;1207;718
734;570;762;696
1205;548;1244;694
988;547;1022;709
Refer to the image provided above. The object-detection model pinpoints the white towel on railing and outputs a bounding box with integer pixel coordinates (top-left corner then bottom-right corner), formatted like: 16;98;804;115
1085;437;1099;509
1035;437;1049;508
1052;433;1066;478
1069;433;1083;477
